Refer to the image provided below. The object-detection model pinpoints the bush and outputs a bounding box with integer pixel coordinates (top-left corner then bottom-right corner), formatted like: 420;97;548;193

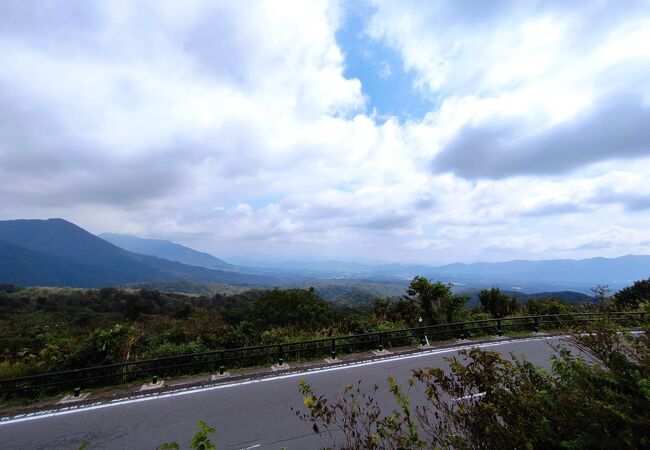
296;316;650;449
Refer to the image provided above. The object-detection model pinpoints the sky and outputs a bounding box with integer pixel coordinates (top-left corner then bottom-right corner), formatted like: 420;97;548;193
1;0;650;265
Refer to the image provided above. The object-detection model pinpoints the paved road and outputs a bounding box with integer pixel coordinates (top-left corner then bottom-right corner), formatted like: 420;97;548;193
0;336;564;450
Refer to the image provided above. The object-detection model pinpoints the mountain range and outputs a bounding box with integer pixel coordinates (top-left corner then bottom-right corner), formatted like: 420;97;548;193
0;219;280;288
251;257;650;292
99;233;234;271
0;218;648;294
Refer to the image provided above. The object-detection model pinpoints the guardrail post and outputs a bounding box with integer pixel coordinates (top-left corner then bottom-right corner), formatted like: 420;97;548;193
73;387;81;398
331;338;336;359
378;333;384;352
278;344;284;366
459;324;466;340
152;375;158;385
533;316;539;332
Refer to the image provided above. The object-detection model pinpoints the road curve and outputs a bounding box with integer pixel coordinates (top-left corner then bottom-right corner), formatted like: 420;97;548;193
0;336;564;450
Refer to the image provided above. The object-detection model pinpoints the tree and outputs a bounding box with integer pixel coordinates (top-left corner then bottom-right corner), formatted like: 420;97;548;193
252;288;331;331
372;298;391;322
591;284;613;309
522;297;571;315
390;297;423;327
478;287;517;318
406;277;466;324
441;293;470;323
374;297;423;327
614;278;650;310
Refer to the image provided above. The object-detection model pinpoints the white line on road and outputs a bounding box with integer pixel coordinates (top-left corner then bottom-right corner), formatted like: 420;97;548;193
454;392;486;401
0;335;560;426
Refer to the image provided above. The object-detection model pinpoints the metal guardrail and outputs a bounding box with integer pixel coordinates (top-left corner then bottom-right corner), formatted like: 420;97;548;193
0;312;645;397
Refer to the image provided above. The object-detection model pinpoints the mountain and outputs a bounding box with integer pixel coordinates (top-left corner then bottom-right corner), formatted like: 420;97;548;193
247;255;650;292
512;291;594;303
0;219;280;288
456;287;595;307
1;218;648;293
0;239;119;287
416;256;650;292
99;233;233;270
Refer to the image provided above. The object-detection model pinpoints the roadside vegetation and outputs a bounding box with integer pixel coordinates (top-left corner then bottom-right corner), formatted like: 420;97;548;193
0;277;647;383
296;315;650;449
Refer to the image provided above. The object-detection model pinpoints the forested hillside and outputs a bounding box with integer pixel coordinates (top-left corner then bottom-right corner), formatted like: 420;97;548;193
3;277;646;382
0;219;281;287
99;233;234;271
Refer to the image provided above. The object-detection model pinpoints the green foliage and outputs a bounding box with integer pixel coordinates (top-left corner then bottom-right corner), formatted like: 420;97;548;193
591;284;613;309
407;276;449;323
406;276;468;324
157;421;216;450
522;297;572;315
191;421;216;450
156;443;179;450
1;278;625;395
296;318;650;449
312;282;407;309
614;277;650;309
252;288;332;331
0;285;375;380
146;341;208;358
418;318;650;449
478;287;517;318
294;378;425;449
373;297;422;327
93;323;142;364
441;293;471;323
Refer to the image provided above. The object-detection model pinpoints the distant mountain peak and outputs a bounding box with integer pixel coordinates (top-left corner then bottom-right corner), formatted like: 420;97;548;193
99;233;233;271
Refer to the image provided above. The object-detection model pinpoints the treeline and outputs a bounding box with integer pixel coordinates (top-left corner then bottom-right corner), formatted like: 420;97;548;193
0;277;647;380
0;286;372;379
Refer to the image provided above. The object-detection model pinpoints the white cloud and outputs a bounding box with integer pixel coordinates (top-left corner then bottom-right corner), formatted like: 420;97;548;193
0;1;648;264
554;227;650;253
369;0;650;178
481;234;544;252
403;239;451;250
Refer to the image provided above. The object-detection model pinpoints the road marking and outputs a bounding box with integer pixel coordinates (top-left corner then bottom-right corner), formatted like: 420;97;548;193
0;335;560;426
454;392;486;401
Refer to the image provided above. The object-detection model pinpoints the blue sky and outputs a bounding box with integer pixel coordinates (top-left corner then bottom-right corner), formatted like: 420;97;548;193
1;0;649;264
336;3;434;121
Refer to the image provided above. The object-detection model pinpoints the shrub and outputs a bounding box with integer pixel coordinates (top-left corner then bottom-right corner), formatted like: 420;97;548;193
296;316;650;449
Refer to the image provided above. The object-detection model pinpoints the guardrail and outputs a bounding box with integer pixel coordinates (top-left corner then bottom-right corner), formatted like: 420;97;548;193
0;311;645;398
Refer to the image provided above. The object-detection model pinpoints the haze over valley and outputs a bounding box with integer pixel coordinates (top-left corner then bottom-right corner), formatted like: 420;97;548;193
1;218;646;302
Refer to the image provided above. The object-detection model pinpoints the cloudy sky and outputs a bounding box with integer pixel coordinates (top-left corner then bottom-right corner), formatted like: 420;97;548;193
1;0;650;264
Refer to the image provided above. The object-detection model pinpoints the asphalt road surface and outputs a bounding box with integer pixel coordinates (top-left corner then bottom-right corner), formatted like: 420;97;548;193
0;336;565;450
